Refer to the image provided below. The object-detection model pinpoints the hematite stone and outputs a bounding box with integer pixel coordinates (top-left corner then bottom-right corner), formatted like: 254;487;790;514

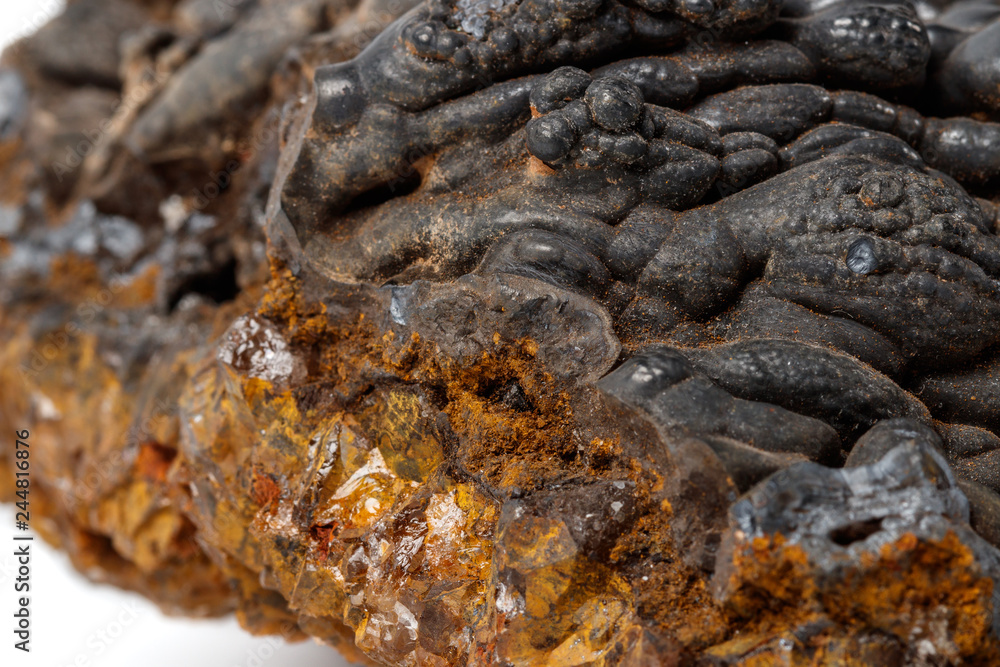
2;0;1000;664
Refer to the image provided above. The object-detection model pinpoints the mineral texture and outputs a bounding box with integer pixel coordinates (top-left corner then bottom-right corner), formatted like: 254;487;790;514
3;0;1000;664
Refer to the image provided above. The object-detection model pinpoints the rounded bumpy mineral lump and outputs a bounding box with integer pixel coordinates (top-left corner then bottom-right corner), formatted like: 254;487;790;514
3;0;1000;664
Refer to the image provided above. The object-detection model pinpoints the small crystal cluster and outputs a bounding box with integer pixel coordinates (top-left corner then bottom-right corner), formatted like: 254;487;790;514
454;0;519;39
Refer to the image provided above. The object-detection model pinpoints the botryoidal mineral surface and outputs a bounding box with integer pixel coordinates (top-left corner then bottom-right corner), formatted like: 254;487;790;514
3;0;1000;664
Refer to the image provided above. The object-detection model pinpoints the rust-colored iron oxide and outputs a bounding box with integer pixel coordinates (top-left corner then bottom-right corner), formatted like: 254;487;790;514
4;0;1000;664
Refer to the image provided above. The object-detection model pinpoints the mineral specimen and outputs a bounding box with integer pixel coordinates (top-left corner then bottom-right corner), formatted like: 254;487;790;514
3;0;1000;664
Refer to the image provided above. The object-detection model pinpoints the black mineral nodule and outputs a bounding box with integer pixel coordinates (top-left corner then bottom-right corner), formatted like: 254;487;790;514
5;0;1000;663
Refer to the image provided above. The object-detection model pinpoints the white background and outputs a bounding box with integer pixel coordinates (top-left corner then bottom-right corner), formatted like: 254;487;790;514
1;3;353;666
